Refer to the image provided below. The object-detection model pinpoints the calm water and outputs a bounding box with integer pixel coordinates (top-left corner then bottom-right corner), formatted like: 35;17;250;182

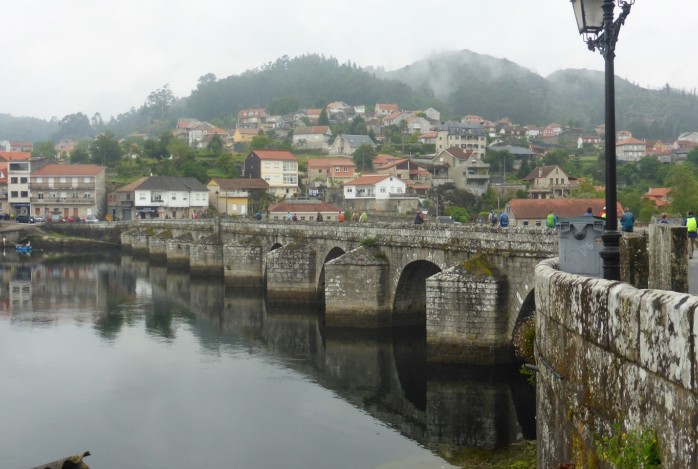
0;251;534;469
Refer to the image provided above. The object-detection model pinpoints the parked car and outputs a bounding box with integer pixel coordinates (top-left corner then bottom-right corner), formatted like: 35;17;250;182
0;213;10;221
85;215;99;223
33;215;45;223
16;215;35;224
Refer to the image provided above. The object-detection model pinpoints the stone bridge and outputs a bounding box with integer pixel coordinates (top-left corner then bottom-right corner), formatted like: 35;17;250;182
113;219;558;364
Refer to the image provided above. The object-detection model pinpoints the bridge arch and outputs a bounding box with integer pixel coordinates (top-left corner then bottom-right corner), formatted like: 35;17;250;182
393;260;442;326
317;247;347;298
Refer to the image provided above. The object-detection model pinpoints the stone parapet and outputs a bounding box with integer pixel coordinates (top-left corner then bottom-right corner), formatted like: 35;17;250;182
535;258;698;468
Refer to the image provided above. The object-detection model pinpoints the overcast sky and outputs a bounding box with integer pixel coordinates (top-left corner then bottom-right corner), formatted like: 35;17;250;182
2;1;694;121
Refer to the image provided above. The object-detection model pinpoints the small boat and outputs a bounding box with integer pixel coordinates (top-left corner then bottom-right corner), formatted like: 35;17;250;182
15;244;32;253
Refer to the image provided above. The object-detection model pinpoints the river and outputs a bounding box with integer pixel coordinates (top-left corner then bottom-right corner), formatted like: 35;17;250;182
0;251;535;468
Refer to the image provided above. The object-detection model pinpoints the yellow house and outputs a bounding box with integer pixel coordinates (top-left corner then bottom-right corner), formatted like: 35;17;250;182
207;177;270;216
233;127;262;144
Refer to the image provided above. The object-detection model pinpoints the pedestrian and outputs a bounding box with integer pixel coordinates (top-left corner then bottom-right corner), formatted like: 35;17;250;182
286;211;292;221
351;210;359;222
499;211;509;227
255;212;262;221
546;210;557;228
338;211;345;223
488;209;498;226
584;207;593;217
658;213;669;224
359;211;368;223
620;207;635;233
685;210;697;259
291;213;298;222
316;211;323;222
414;210;424;225
600;206;607;219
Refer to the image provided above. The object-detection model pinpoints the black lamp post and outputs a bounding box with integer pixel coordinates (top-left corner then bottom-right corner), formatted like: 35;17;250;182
570;0;634;280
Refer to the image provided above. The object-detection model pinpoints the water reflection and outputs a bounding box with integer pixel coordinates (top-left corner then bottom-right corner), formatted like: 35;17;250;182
1;255;535;466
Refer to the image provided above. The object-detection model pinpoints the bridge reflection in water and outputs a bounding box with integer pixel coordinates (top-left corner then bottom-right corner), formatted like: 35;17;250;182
123;254;536;454
1;251;535;464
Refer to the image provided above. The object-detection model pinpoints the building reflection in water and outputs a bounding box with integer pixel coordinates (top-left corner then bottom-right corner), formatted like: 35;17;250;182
2;254;535;457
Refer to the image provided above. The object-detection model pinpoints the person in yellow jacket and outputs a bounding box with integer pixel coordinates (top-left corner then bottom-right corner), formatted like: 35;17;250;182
685;210;697;259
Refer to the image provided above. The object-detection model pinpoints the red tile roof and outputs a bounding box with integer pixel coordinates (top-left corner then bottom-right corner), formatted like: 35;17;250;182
307;157;355;168
269;201;343;213
0;151;31;161
294;125;330;135
32;164;106;176
251;149;297;161
508;198;622;219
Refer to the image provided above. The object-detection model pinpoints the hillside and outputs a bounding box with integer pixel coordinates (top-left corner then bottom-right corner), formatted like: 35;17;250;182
3;50;698;142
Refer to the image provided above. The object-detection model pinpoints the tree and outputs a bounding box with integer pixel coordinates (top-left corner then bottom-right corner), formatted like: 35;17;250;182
250;134;271;149
207;134;224;157
666;165;698;215
317;109;330;126
89;132;123;166
32;141;56;160
145;84;175;120
196;73;217;90
179;155;209;183
53;112;93;140
352;144;376;172
70;142;91;164
267;96;300;115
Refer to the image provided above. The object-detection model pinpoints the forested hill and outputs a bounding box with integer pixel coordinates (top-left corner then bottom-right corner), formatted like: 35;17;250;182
4;51;698;142
184;54;444;122
376;50;698;138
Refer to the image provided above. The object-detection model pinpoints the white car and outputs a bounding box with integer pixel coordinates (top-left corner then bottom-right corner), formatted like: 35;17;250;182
85;215;100;223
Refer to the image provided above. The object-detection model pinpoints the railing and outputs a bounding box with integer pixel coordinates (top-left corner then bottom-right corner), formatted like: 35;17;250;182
31;197;95;204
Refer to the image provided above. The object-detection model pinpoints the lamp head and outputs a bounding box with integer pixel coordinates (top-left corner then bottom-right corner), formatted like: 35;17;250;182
570;0;635;35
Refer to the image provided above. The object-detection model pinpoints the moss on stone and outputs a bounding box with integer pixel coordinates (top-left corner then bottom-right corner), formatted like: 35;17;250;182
457;255;498;277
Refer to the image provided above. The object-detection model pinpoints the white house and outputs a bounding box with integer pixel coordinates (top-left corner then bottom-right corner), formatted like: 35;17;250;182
132;176;209;219
343;174;407;200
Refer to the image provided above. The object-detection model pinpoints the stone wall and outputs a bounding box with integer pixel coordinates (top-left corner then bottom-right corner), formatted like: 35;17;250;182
535;258;698;467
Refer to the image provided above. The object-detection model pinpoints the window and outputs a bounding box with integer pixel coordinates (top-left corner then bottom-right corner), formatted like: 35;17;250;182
38;193;44;200
10;191;18;197
83;177;91;183
335;167;340;173
83;193;91;199
60;177;67;183
72;192;78;198
20;177;28;183
10;177;17;183
523;221;529;226
139;194;146;200
380;187;386;193
171;194;177;201
344;167;348;172
36;177;43;183
536;220;542;226
346;188;353;193
50;192;57;198
20;191;28;198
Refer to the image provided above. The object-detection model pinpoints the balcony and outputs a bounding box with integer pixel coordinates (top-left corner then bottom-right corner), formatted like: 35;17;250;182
31;183;95;191
31;197;95;205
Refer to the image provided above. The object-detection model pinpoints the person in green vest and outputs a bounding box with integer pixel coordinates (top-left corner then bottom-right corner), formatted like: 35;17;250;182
684;210;697;259
546;210;557;228
359;211;368;223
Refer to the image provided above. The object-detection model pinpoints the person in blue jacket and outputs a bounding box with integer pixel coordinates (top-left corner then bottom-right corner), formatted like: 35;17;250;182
499;211;509;227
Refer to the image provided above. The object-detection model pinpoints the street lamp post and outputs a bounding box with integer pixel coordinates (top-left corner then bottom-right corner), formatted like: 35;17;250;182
570;0;634;280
